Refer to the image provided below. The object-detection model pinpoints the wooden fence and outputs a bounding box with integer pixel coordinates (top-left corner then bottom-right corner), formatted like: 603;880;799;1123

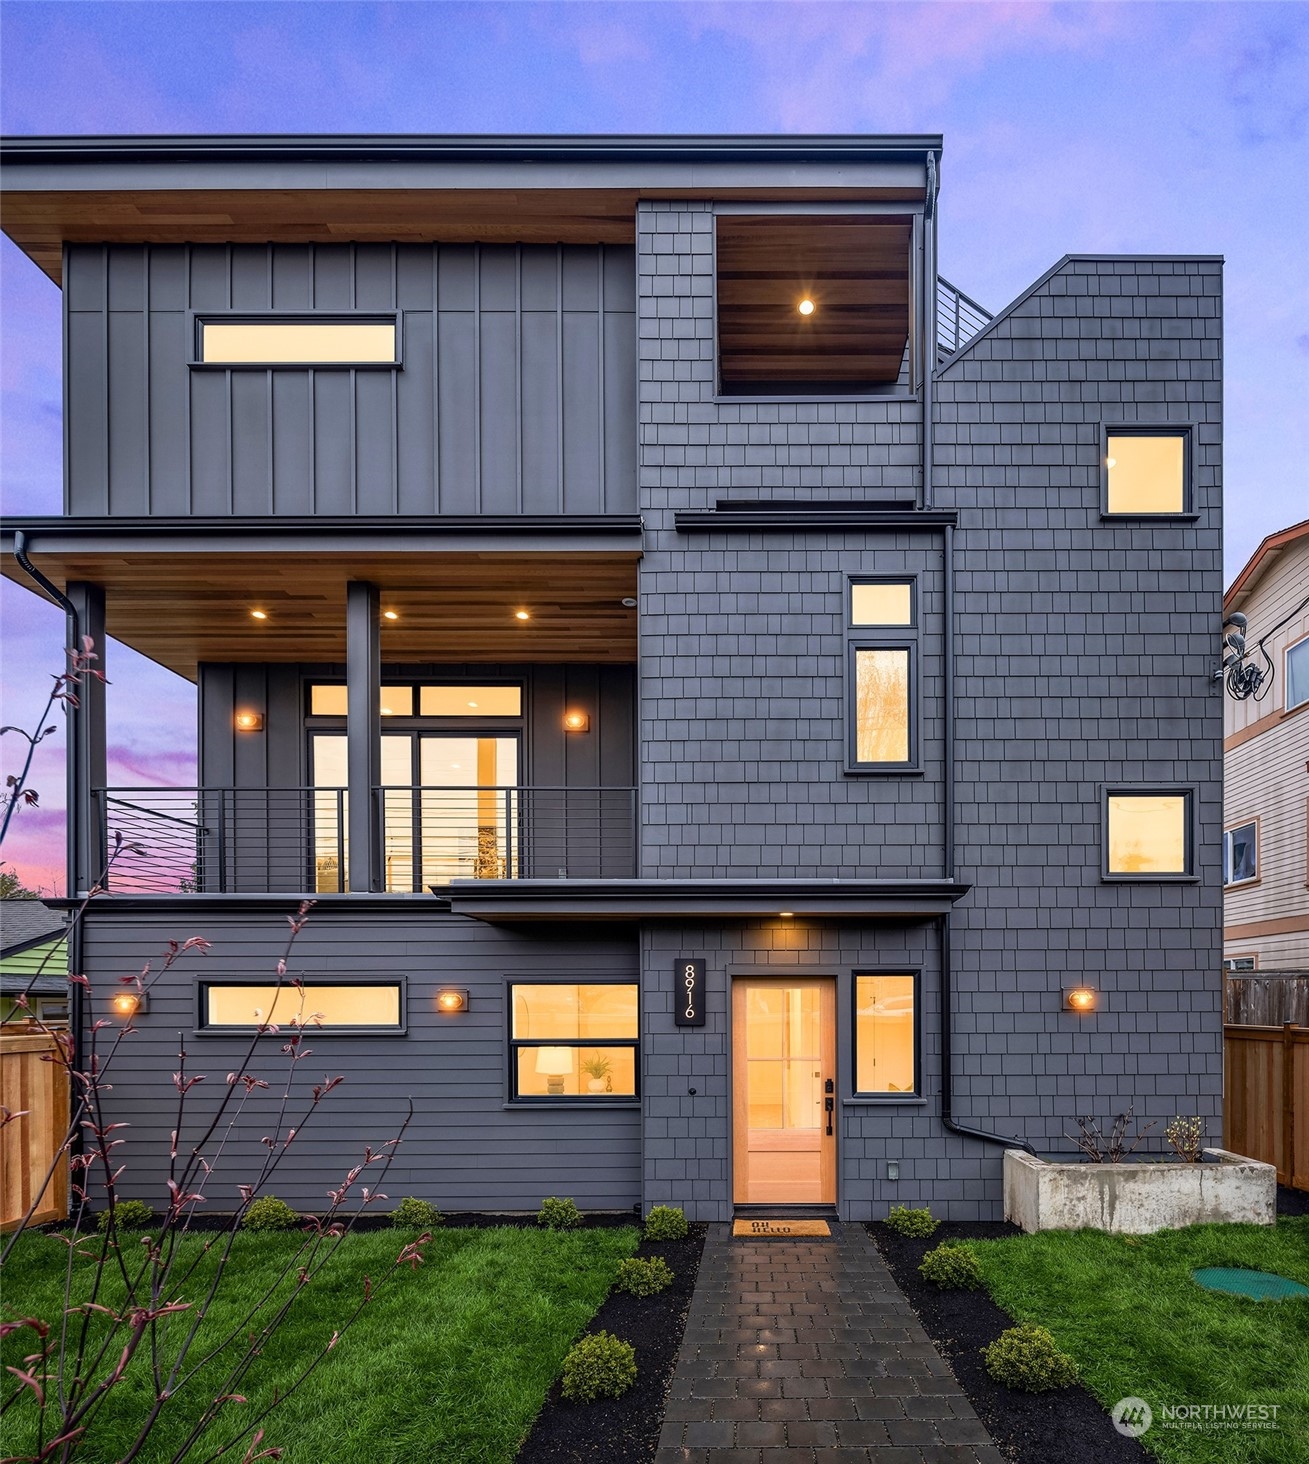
1224;972;1309;1026
1224;1023;1309;1191
1;1028;70;1231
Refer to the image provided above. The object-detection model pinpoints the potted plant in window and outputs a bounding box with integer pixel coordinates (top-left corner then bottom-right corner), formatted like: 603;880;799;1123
582;1054;612;1094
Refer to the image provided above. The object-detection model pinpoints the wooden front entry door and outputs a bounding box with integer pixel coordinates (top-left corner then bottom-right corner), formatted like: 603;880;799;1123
733;978;837;1205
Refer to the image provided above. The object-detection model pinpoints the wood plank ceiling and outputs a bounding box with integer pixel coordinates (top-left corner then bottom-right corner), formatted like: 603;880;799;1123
4;552;640;678
715;215;912;393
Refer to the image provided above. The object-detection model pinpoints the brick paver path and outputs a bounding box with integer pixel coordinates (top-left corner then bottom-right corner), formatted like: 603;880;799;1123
655;1222;1004;1463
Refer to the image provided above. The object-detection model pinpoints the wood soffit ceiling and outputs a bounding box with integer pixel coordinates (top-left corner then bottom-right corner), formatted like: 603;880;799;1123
716;214;912;390
0;188;925;283
3;551;640;680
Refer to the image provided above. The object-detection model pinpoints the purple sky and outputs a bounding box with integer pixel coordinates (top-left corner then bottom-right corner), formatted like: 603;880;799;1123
2;1;1307;892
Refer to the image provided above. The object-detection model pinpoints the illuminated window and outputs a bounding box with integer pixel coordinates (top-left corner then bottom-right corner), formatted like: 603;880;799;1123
1105;791;1192;877
1287;639;1309;711
419;685;522;717
854;974;917;1095
309;684;413;717
510;983;638;1101
1223;821;1258;886
1105;431;1187;515
201;981;403;1031
198;320;398;366
851;580;913;627
851;648;912;766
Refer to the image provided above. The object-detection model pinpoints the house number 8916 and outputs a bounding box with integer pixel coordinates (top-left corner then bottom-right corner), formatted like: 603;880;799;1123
674;959;705;1027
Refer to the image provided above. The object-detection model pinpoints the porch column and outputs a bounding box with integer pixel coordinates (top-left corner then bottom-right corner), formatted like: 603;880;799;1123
65;581;107;897
345;581;381;893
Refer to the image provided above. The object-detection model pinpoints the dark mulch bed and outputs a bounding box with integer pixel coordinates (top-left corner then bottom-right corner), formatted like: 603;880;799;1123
870;1221;1148;1464
62;1208;644;1236
516;1223;706;1464
1278;1183;1309;1216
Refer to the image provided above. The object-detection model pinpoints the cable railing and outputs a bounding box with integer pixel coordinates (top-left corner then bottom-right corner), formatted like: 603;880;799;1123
96;785;638;894
936;275;992;357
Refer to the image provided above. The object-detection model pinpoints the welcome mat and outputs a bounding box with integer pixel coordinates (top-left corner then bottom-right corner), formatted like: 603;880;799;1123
732;1218;831;1238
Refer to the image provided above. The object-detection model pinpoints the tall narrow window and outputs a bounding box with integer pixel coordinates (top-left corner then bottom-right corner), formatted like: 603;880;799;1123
1223;822;1258;886
1105;790;1193;878
510;983;639;1101
847;577;917;771
1287;638;1309;711
854;974;918;1096
1104;430;1188;515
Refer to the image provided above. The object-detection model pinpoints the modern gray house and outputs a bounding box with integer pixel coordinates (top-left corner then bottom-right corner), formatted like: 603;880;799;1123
0;134;1224;1220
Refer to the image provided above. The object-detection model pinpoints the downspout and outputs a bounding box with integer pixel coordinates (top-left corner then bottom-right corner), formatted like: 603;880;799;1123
922;152;937;510
12;529;86;1101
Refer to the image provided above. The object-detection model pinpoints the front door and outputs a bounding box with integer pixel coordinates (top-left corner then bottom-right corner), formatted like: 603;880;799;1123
732;978;836;1205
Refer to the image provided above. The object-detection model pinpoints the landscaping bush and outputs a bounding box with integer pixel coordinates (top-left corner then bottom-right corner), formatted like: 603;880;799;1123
614;1255;673;1297
391;1197;443;1229
97;1199;154;1232
918;1242;983;1290
644;1204;689;1240
241;1195;301;1232
559;1331;637;1402
883;1204;938;1238
981;1322;1078;1392
537;1196;584;1230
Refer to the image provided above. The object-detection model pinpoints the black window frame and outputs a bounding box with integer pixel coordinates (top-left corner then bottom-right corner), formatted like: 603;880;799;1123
851;968;922;1101
507;979;640;1105
845;576;920;776
194;977;407;1036
1101;785;1198;882
1100;423;1196;520
189;312;403;370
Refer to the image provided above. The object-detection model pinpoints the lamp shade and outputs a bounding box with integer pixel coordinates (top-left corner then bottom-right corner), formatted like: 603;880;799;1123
534;1046;574;1076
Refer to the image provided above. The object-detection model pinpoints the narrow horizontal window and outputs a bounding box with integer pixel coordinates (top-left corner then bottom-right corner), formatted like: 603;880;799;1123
419;685;522;717
853;648;911;765
1223;822;1257;886
310;685;348;716
1105;432;1186;514
1105;792;1192;877
199;320;397;365
1287;638;1309;712
1222;957;1256;972
201;982;403;1030
510;982;638;1100
854;974;917;1096
851;581;913;627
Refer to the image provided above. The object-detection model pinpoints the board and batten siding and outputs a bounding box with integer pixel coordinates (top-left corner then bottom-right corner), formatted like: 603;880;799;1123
80;909;642;1212
64;242;638;518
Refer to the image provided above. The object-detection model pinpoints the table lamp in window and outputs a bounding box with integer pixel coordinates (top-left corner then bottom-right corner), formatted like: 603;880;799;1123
535;1046;574;1097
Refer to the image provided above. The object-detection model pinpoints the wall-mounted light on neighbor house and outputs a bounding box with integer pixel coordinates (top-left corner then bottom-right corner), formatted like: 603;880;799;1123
436;989;469;1015
234;710;264;732
563;711;590;733
110;990;148;1019
1066;986;1099;1014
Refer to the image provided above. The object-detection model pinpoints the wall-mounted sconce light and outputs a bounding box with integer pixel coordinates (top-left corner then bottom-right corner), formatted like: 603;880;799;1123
436;988;469;1015
563;711;590;733
1066;986;1098;1013
110;990;148;1019
234;710;265;732
886;1160;900;1181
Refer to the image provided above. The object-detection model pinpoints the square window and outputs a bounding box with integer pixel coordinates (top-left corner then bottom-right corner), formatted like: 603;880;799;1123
509;983;639;1101
1105;791;1192;877
1287;638;1309;712
851;581;914;627
1105;431;1187;514
1223;821;1258;885
854;974;917;1096
852;647;912;765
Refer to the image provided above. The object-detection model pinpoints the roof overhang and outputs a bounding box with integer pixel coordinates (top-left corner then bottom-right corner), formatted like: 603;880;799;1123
1224;518;1309;614
0;133;940;283
441;878;970;923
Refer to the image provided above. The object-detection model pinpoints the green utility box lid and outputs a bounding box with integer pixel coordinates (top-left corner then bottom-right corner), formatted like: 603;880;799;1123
1192;1268;1309;1302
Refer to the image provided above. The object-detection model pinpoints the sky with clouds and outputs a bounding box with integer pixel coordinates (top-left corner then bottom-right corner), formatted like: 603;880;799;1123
1;0;1306;891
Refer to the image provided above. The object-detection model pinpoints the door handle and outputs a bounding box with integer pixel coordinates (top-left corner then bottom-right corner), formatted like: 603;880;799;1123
824;1091;834;1136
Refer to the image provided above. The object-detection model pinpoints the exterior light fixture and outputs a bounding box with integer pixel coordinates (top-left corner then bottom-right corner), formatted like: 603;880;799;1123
110;990;148;1019
1066;986;1098;1013
798;299;815;316
436;988;469;1014
250;609;268;620
887;1160;900;1181
234;710;264;732
383;610;399;621
621;597;637;608
514;610;531;621
563;711;591;733
779;911;794;918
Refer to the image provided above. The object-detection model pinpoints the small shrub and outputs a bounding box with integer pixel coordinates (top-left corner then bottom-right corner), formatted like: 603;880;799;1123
538;1196;584;1230
560;1331;637;1402
883;1204;938;1238
982;1322;1077;1392
391;1196;443;1229
96;1199;154;1233
918;1242;983;1290
644;1204;688;1241
615;1255;674;1297
241;1195;301;1232
1165;1115;1205;1163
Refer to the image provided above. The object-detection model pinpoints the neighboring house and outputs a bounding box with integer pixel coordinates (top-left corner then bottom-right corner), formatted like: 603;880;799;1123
1223;519;1309;971
0;134;1224;1220
0;902;70;1025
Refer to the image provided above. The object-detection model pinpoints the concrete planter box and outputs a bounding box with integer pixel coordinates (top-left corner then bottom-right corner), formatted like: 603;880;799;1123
1004;1148;1277;1234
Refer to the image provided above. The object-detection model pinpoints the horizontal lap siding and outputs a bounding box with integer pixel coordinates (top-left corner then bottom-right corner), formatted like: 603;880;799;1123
80;909;641;1212
64;242;637;517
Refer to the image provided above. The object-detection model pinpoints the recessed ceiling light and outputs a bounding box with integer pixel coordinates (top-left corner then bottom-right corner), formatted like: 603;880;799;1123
779;910;795;918
621;597;637;608
467;701;478;708
515;610;531;621
797;299;815;316
383;610;399;621
250;609;268;620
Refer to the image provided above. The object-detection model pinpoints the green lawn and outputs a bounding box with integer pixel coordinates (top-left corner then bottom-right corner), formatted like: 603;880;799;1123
971;1217;1309;1464
0;1223;638;1464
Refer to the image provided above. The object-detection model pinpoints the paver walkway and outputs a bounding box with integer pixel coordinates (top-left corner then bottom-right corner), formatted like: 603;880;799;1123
655;1221;1004;1464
